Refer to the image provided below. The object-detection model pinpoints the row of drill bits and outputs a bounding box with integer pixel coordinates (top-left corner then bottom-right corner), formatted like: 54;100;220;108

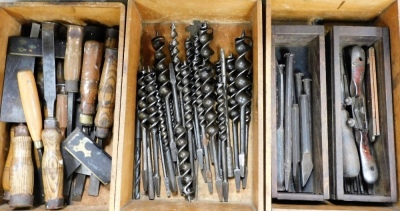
276;53;314;193
134;21;253;202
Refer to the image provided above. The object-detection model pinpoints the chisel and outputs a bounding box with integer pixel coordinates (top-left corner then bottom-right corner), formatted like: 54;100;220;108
41;22;64;209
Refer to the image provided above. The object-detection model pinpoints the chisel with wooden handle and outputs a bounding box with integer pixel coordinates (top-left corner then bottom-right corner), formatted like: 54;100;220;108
9;124;34;208
41;22;64;209
2;126;14;201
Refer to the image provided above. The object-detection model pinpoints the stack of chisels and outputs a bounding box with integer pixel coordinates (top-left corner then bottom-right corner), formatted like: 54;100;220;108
0;22;119;209
276;53;314;193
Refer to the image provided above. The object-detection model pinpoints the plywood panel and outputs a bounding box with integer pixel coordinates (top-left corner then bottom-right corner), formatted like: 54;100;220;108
271;0;395;22
265;0;272;210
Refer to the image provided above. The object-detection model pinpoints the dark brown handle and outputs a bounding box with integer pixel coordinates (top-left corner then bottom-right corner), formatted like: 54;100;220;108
79;41;104;126
56;94;68;137
42;122;63;209
9;125;34;208
94;48;118;138
64;25;84;93
2;126;14;200
105;28;119;49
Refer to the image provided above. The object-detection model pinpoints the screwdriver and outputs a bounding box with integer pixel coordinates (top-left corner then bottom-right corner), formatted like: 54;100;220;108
9;124;34;208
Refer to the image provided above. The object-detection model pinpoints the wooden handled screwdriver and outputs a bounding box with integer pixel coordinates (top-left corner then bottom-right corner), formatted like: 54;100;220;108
2;126;14;201
9;124;34;208
41;22;64;209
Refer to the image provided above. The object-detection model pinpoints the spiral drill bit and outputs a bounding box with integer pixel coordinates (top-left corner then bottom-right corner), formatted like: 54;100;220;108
234;31;253;182
134;72;143;200
169;23;183;126
151;32;178;193
198;22;214;70
145;67;159;199
217;53;229;202
137;68;150;197
180;61;196;201
227;54;241;191
200;63;223;199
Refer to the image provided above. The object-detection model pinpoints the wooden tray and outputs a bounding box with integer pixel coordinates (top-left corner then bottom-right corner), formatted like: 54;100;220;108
114;0;264;210
326;25;397;203
270;25;329;201
0;2;126;210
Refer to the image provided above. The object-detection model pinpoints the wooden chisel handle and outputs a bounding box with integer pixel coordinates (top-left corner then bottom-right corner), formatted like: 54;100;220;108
17;70;43;150
95;48;118;138
9;125;34;208
105;28;119;49
2;126;14;200
64;25;84;93
56;93;68;138
79;41;104;126
42;120;63;209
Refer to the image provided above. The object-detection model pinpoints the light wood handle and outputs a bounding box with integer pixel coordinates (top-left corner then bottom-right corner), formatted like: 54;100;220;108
64;25;84;93
17;70;43;149
95;48;118;138
9;125;34;208
42;121;63;209
56;94;68;137
2;126;15;200
79;41;103;126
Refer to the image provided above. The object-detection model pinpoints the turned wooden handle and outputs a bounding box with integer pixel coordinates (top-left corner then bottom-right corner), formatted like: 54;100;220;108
56;94;68;137
105;28;119;49
64;25;84;93
42;121;63;209
79;41;103;126
17;70;43;148
2;126;15;200
9;125;34;208
95;48;118;138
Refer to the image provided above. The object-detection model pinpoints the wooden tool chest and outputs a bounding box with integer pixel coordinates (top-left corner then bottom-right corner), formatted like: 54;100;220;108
0;0;398;210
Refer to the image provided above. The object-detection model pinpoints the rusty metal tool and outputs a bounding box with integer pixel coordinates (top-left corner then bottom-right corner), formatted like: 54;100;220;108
276;63;285;191
9;124;34;208
340;51;360;179
283;53;294;191
348;46;378;184
299;87;313;187
41;22;64;209
292;72;303;192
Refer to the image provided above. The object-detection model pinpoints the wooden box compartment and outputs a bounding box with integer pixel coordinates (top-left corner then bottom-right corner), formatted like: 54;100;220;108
326;26;396;203
116;0;263;210
0;2;126;210
271;25;329;201
267;0;400;210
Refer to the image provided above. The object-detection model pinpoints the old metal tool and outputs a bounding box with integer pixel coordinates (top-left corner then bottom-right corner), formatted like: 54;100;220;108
3;126;14;201
340;51;360;179
145;68;161;198
134;112;141;199
9;124;34;208
283;53;294;191
41;22;64;209
276;63;285;191
137;68;150;195
234;31;252;187
152;32;178;193
169;23;182;126
292;103;301;192
299;78;313;187
348;46;378;184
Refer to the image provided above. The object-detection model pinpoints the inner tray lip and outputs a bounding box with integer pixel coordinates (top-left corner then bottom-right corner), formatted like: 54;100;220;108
271;24;329;200
328;25;396;202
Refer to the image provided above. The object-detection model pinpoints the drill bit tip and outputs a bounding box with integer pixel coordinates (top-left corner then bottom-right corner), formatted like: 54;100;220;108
222;181;229;202
234;169;241;191
301;153;314;187
215;179;223;202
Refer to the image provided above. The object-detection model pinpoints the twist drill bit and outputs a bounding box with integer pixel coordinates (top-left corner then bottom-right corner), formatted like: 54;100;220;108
198;22;214;70
145;68;161;198
169;23;183;126
180;62;196;201
193;35;205;172
137;68;150;196
200;64;221;197
227;54;241;191
152;32;178;163
152;32;178;192
234;31;253;181
134;110;141;199
217;65;229;202
215;61;223;172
